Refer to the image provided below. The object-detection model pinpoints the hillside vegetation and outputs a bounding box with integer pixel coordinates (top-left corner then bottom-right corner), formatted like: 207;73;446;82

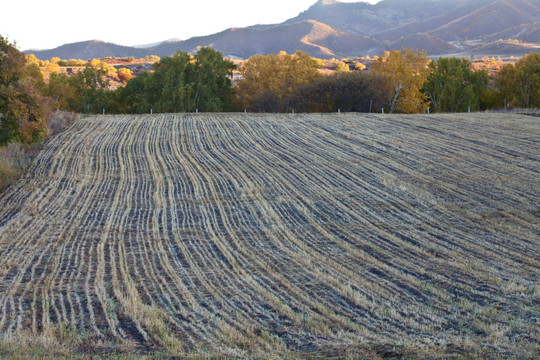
0;113;538;358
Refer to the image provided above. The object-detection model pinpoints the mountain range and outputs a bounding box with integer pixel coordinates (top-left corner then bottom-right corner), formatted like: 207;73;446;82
27;0;540;60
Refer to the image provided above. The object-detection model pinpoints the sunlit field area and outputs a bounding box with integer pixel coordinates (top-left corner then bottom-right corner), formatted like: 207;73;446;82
0;113;538;358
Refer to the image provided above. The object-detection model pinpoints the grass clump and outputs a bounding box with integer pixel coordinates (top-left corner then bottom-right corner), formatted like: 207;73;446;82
0;142;33;192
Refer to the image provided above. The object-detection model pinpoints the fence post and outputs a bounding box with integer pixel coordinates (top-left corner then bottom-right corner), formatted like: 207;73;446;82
382;108;384;114
427;107;430;114
369;100;373;113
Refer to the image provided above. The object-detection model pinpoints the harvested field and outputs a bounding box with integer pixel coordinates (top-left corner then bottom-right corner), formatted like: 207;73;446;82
0;113;538;358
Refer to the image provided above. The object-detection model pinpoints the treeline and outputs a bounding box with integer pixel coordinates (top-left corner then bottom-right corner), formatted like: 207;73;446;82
113;48;235;113
238;49;539;114
43;48;236;115
3;35;540;146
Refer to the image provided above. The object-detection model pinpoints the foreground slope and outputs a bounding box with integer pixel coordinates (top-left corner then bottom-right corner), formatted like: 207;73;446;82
0;114;538;357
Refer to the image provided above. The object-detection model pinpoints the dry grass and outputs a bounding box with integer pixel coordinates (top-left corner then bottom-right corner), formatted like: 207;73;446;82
0;113;538;358
0;111;78;194
0;143;34;193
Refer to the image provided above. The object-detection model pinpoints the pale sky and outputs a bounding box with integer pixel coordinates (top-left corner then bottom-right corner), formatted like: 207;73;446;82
3;0;380;51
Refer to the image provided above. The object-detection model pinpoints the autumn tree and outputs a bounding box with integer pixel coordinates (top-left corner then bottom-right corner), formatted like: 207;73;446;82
117;68;134;83
144;55;161;64
25;54;40;66
0;36;51;145
424;57;489;113
355;62;367;71
371;48;429;113
335;61;350;72
235;51;321;112
47;62;60;74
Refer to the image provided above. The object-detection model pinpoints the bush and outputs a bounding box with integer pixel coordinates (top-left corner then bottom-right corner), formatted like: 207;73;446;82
46;111;79;136
0;142;30;192
0;111;77;193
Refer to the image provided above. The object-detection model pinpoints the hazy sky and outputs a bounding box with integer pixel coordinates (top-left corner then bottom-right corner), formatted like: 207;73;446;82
3;0;380;51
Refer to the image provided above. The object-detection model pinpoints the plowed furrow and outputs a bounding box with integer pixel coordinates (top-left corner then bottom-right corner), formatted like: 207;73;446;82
0;113;538;356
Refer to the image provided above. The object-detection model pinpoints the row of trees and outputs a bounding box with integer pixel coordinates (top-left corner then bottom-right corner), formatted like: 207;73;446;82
114;48;235;113
236;49;538;114
234;49;492;114
2;33;540;146
496;53;540;109
44;47;236;115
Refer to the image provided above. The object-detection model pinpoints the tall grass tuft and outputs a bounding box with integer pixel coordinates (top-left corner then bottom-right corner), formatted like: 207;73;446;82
0;142;29;192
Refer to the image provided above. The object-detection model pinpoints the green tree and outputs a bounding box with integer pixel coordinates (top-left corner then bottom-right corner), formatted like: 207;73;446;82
496;53;540;108
371;48;429;113
424;57;489;113
189;47;236;112
112;48;235;114
112;71;150;114
145;50;193;113
46;72;78;111
70;65;110;113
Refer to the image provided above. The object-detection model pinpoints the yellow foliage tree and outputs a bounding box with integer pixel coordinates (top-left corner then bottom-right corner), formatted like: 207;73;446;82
355;62;367;71
25;54;40;66
335;61;350;72
371;48;429;113
117;67;134;83
47;62;60;73
90;59;101;67
236;51;321;112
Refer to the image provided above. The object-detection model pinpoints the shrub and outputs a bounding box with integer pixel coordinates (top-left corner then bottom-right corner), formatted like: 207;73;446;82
46;111;79;136
0;142;29;192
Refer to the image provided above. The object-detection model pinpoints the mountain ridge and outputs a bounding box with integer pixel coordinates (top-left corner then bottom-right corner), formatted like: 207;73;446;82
26;0;540;60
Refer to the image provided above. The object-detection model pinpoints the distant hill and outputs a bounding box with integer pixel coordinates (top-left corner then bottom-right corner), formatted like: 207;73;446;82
486;22;540;43
151;20;379;59
28;40;148;60
389;34;455;55
287;0;471;37
26;0;540;60
430;0;540;41
473;39;540;56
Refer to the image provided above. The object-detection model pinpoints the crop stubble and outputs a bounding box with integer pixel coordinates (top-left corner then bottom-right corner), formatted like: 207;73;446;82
0;113;538;356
